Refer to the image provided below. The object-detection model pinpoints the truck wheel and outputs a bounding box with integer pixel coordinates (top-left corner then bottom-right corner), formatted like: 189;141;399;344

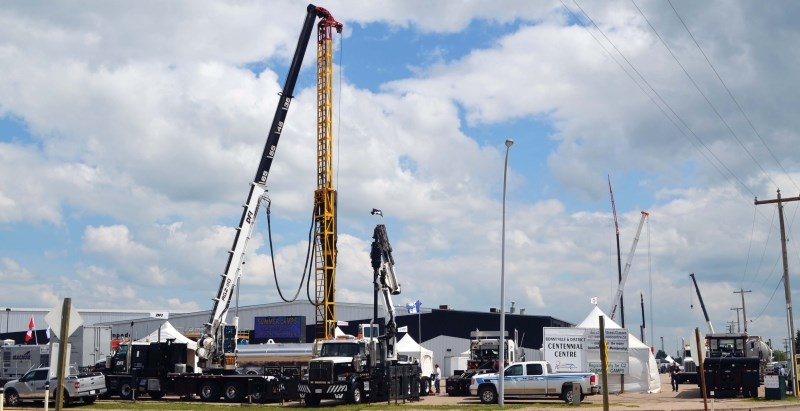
5;388;21;407
199;382;221;401
148;390;165;399
745;386;758;398
562;386;581;403
82;395;97;404
305;393;321;406
62;389;73;406
420;378;431;396
348;383;363;404
223;382;244;402
119;381;134;400
478;386;498;404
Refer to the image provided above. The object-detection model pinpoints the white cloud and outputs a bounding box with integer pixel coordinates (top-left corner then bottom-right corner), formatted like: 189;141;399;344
83;225;155;261
1;1;800;353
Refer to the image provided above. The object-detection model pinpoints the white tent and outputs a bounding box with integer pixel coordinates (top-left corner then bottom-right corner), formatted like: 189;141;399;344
396;333;434;377
137;321;199;371
577;306;661;393
138;321;197;350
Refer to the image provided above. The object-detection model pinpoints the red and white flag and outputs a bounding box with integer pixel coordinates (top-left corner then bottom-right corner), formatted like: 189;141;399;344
25;317;35;343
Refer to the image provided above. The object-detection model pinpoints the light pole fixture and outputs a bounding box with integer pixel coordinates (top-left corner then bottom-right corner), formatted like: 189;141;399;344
499;138;513;406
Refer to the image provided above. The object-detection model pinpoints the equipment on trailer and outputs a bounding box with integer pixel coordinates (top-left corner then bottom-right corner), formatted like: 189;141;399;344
0;344;51;386
102;340;283;402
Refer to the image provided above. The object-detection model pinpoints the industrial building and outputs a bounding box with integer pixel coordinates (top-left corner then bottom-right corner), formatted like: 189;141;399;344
0;302;571;376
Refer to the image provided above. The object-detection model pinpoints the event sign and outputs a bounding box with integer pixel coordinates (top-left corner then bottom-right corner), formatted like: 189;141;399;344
543;327;586;372
586;328;629;351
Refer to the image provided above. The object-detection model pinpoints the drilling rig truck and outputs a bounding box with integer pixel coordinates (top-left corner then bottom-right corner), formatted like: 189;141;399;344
297;224;430;405
102;4;343;403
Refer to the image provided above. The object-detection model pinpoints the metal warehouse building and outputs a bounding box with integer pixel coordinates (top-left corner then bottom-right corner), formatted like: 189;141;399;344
1;302;572;375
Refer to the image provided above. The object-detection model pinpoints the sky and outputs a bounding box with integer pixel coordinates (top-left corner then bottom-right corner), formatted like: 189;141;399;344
2;0;800;357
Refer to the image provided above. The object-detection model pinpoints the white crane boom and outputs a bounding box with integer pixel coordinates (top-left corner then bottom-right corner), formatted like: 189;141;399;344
609;211;649;320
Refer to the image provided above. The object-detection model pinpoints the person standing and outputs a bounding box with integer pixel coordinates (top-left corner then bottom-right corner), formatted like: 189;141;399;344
669;361;681;392
434;364;441;394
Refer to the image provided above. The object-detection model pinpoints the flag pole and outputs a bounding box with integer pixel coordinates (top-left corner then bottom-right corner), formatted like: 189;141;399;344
34;317;38;344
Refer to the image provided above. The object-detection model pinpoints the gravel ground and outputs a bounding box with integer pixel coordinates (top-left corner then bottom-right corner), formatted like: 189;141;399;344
6;374;800;410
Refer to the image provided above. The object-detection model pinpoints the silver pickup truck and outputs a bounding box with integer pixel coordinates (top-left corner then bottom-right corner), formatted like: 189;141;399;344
3;366;107;406
470;360;600;404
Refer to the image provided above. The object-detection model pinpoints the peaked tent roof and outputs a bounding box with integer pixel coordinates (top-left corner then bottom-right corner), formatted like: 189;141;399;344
396;333;434;376
138;320;197;350
577;305;622;329
576;305;649;349
396;333;432;353
576;305;661;393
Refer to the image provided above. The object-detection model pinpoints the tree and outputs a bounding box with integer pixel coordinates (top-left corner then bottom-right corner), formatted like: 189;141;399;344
796;329;800;358
655;349;667;360
774;350;787;362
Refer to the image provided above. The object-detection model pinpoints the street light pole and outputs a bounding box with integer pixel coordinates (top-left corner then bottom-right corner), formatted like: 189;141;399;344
499;138;513;406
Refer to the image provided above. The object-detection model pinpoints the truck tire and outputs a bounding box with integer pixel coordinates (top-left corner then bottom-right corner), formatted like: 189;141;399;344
420;378;431;396
82;395;97;404
199;381;221;401
305;393;321;406
5;388;21;407
348;382;363;404
744;385;758;398
562;386;581;403
478;386;498;404
119;381;134;400
222;382;244;402
62;389;73;406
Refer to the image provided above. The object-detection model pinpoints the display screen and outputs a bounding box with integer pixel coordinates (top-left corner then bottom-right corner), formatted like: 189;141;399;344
253;316;305;343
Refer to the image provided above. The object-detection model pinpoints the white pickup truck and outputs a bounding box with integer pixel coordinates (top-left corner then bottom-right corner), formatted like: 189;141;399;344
3;366;107;407
470;360;600;404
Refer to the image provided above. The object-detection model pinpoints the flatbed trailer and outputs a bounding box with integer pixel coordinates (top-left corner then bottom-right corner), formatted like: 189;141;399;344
103;340;284;403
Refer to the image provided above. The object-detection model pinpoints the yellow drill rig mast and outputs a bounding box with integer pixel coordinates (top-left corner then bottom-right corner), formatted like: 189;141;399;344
314;12;342;340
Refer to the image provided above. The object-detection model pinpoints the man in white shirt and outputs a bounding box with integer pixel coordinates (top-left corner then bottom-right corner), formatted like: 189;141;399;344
434;364;442;394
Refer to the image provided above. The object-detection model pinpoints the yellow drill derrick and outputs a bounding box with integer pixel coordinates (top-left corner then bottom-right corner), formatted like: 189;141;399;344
313;15;340;341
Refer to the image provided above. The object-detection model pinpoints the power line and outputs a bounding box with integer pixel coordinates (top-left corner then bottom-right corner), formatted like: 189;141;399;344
630;0;779;190
563;0;756;198
666;0;800;193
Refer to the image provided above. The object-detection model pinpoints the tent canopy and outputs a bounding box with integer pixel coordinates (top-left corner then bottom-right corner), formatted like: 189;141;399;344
138;321;197;350
578;305;661;393
396;333;434;376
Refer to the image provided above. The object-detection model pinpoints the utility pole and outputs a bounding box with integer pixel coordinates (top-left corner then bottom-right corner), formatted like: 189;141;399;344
734;289;751;333
726;321;736;333
755;189;800;397
731;307;743;333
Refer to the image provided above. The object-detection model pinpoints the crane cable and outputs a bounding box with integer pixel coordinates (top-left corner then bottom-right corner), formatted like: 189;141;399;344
263;197;311;303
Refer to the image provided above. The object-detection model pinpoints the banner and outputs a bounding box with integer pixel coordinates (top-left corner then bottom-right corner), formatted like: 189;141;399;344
543;327;586;372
